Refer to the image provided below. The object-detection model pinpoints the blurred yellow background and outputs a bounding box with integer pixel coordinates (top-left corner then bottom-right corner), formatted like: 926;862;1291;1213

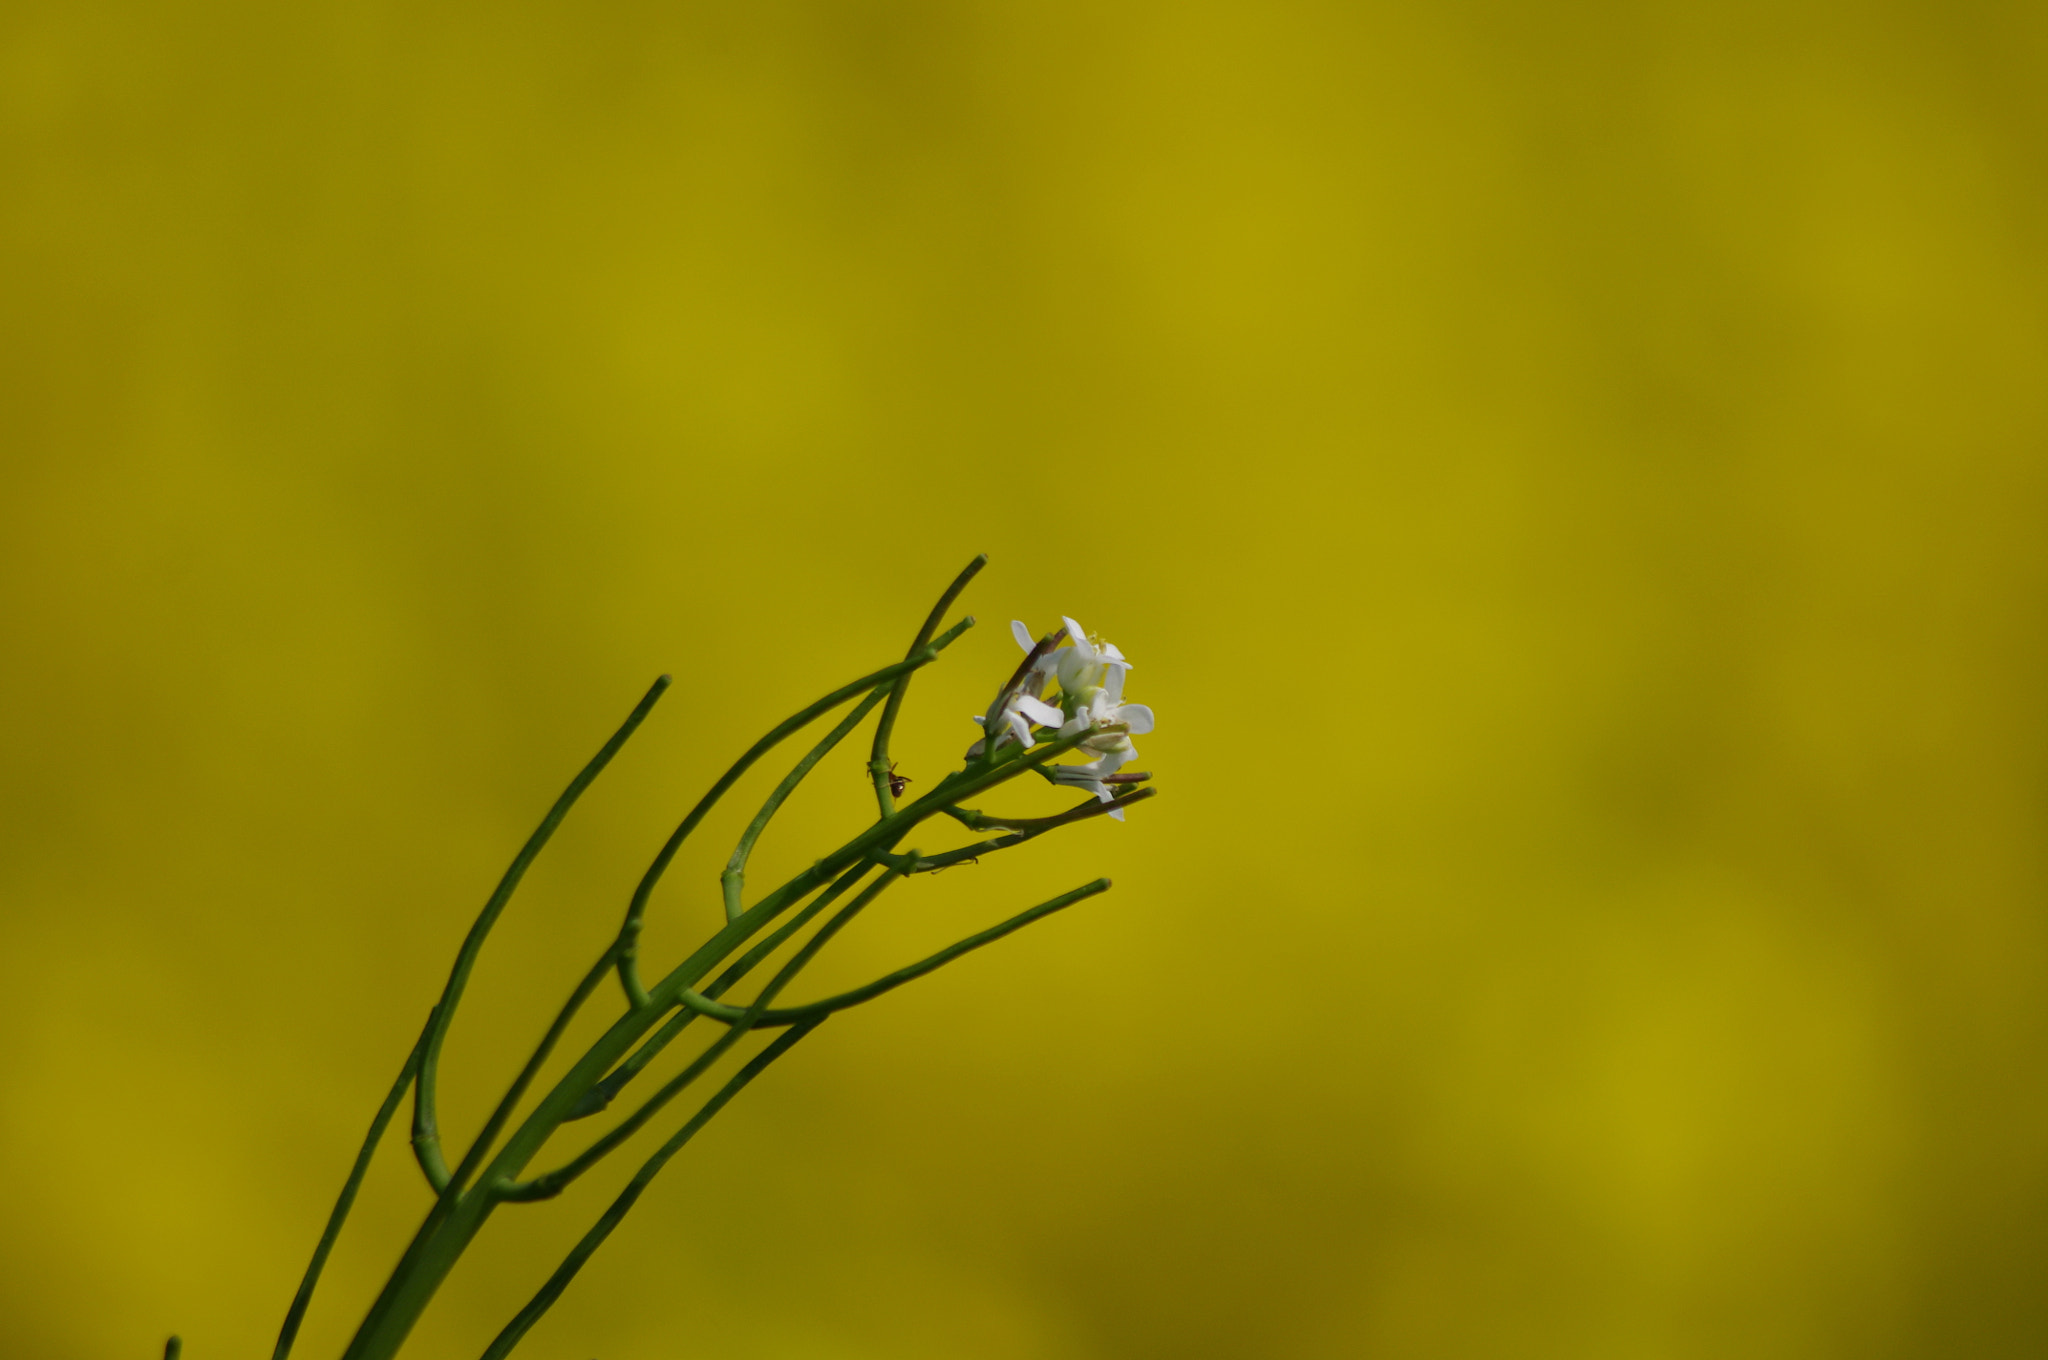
5;2;2048;1357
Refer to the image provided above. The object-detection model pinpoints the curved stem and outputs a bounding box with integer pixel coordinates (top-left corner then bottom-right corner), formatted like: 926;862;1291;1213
271;1035;423;1360
504;863;902;1201
903;787;1158;872
477;1020;825;1360
869;555;987;817
570;860;877;1121
343;696;1055;1360
411;676;670;1193
616;621;973;1007
724;687;887;923
441;945;626;1202
674;877;1111;1028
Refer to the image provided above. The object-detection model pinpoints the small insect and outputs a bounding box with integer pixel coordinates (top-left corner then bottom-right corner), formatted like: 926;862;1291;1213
886;762;913;799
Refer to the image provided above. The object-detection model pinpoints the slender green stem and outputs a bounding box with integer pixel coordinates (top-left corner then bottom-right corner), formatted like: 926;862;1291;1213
273;1037;425;1359
674;877;1111;1027
869;555;987;817
409;677;670;1192
616;621;973;1007
724;687;888;922
939;786;1155;836
570;860;877;1121
477;1021;826;1360
166;1336;183;1360
338;851;910;1360
496;1027;745;1202
903;787;1158;871
514;864;905;1199
344;683;1062;1360
508;864;904;1199
441;945;625;1202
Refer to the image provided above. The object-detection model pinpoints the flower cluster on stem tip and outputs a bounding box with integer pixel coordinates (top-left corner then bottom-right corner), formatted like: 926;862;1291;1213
218;557;1155;1360
974;614;1156;820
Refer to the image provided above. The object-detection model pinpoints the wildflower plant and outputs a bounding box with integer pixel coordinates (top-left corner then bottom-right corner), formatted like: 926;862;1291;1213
220;556;1155;1360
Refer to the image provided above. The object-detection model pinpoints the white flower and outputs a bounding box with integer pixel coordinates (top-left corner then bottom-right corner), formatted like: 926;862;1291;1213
1051;615;1133;699
973;687;1063;753
976;617;1158;818
1058;679;1155;763
1034;616;1157;821
1047;748;1141;820
968;620;1064;754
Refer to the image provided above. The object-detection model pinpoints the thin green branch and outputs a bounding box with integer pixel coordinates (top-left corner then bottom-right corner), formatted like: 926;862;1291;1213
869;554;988;817
906;786;1158;870
441;945;624;1202
503;865;903;1201
615;620;974;1007
674;877;1111;1028
341;664;1070;1360
568;859;877;1122
476;1020;826;1360
724;687;888;923
411;676;670;1193
273;1037;425;1359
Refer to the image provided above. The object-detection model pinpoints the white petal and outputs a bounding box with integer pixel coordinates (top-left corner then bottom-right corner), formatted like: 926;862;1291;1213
1091;784;1114;803
1060;616;1091;656
1117;703;1155;735
1103;666;1126;704
1011;620;1035;652
1018;695;1063;726
1059;716;1086;737
1108;805;1125;822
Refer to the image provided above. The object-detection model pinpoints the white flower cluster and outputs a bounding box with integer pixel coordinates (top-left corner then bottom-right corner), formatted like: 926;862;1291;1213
973;615;1156;821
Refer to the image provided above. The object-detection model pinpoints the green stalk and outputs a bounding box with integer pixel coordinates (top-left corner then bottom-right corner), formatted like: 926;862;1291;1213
341;636;1109;1360
476;1021;826;1360
339;846;917;1360
723;687;888;922
615;620;973;1007
568;859;875;1121
503;865;906;1202
272;1037;424;1359
869;554;987;817
674;877;1111;1027
409;677;670;1191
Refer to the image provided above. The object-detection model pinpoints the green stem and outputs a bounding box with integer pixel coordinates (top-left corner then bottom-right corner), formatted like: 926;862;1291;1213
869;555;987;817
338;846;911;1360
724;687;887;923
615;620;973;1007
904;787;1158;871
507;862;888;1197
411;676;669;1191
441;946;624;1202
344;668;1067;1360
496;1027;745;1202
273;1038;424;1359
569;860;876;1121
476;1021;825;1360
498;859;907;1216
674;877;1111;1028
